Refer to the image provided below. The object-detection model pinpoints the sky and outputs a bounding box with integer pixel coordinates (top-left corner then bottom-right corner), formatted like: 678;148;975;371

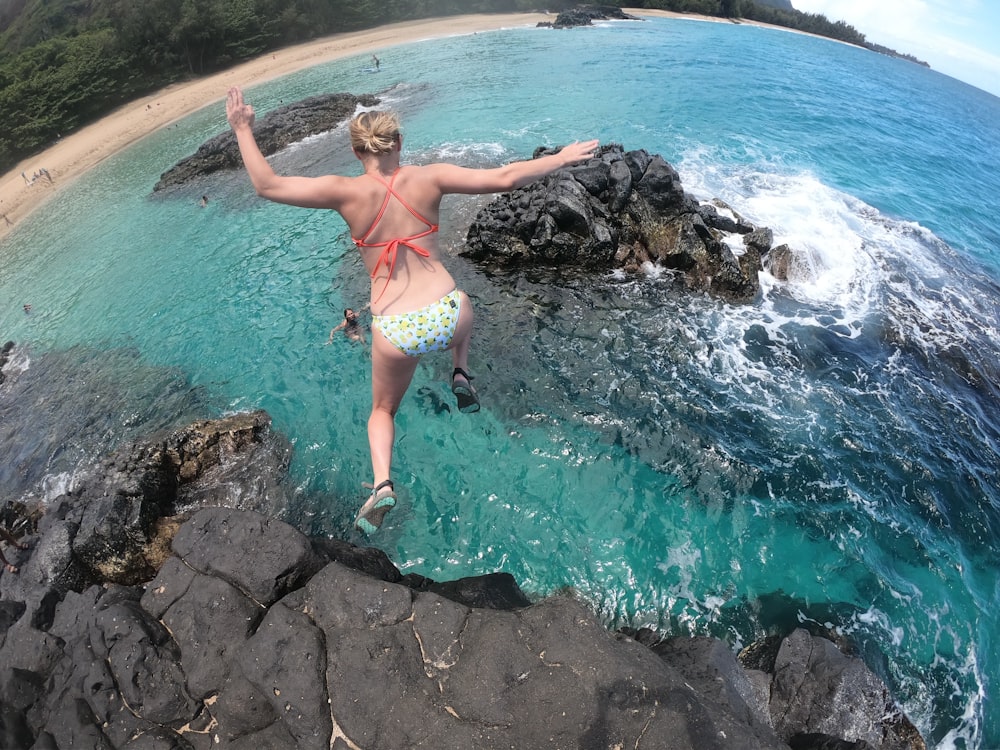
791;0;1000;98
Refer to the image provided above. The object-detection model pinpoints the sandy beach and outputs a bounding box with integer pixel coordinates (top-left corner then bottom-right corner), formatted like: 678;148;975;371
0;9;719;242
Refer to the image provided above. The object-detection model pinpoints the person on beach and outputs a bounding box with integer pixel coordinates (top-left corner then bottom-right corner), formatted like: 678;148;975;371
372;54;380;71
327;305;369;346
225;85;597;533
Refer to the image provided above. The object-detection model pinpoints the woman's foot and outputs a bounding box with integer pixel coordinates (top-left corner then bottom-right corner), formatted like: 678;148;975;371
3;562;17;574
452;368;480;413
354;479;397;534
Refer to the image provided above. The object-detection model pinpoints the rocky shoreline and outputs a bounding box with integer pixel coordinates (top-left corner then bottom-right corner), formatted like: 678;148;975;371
0;380;926;749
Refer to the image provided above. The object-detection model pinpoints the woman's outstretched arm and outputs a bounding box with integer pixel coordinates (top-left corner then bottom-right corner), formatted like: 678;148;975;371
427;139;599;195
226;87;353;209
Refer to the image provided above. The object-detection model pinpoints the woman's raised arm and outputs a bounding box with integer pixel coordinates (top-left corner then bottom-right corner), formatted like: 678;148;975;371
226;87;354;209
427;139;599;196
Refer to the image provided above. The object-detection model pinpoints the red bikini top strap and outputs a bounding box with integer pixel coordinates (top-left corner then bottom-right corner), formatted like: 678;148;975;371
352;168;441;302
355;169;398;244
360;168;438;235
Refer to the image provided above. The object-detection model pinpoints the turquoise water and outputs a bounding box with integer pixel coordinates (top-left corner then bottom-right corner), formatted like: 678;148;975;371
2;17;999;748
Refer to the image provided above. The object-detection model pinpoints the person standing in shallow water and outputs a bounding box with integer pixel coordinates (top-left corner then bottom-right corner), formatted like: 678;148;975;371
226;86;597;534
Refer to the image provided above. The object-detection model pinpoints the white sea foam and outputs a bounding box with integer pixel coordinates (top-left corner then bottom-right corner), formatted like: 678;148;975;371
428;141;508;164
39;471;74;503
645;151;1000;431
936;659;985;750
639;261;669;279
656;540;702;599
359;81;419;110
283;129;340;154
2;347;31;376
686;161;880;309
841;593;985;750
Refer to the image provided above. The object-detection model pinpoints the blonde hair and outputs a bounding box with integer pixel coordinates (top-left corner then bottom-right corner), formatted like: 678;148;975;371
349;110;401;154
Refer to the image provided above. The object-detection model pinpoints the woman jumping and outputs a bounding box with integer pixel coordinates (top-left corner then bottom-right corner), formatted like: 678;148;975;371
226;86;597;533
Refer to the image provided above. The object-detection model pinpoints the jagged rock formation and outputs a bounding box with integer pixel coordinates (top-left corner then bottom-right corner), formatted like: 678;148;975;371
538;5;641;28
0;355;925;748
153;92;379;191
464;144;770;303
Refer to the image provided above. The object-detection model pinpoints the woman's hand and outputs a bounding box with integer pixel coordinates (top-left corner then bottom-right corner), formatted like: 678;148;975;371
557;139;600;167
226;87;256;131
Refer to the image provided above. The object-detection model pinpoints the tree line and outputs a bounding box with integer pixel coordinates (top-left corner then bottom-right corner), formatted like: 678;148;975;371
0;0;919;173
642;0;867;45
640;0;927;64
0;0;563;172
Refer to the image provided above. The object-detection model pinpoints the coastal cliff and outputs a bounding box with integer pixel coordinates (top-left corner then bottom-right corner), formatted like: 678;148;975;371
0;357;925;749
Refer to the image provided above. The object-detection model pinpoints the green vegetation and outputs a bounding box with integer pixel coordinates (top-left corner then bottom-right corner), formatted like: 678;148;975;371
641;0;866;45
0;0;925;172
0;0;563;172
640;0;928;63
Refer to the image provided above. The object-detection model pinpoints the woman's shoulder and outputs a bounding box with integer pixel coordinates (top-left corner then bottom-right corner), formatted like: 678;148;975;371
403;161;474;186
395;163;449;191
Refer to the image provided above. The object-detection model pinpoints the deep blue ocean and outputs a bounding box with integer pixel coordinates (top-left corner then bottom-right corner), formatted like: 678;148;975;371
1;15;998;748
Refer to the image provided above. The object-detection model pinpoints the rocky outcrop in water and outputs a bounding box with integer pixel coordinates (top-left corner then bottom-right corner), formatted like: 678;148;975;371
538;5;641;28
464;144;769;303
153;92;379;191
0;348;925;749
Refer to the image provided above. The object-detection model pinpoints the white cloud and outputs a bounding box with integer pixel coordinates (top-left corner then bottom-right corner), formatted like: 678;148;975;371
795;0;931;45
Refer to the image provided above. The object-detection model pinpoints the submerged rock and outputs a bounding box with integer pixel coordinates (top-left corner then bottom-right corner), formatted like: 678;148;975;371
464;143;769;303
153;92;379;191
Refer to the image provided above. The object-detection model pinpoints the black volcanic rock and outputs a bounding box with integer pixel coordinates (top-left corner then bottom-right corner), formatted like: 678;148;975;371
0;403;925;749
538;5;641;28
153;92;379;191
464;143;769;303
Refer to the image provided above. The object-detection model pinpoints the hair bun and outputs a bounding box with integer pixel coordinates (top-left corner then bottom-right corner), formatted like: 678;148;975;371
350;111;401;154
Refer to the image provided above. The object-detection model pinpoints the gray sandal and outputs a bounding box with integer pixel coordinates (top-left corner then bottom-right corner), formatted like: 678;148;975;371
452;368;480;413
354;480;396;534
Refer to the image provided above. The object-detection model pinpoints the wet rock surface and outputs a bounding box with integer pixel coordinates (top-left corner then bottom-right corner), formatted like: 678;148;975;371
464;144;772;303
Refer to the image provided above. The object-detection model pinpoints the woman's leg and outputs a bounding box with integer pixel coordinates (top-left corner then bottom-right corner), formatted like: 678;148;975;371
448;292;478;410
449;291;475;378
367;327;420;488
